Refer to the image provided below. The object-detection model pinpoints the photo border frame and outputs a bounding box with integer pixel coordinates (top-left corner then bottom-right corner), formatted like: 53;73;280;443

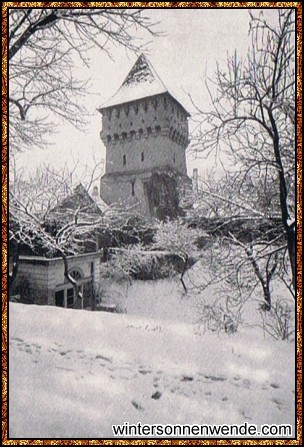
2;2;302;445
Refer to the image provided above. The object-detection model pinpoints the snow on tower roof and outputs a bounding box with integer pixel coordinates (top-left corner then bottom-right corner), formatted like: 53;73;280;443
99;54;189;115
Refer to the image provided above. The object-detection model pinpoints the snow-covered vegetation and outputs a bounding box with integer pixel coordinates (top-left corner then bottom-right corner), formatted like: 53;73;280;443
9;260;295;438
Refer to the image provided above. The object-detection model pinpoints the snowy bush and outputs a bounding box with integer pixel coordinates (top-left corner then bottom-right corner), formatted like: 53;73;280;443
196;299;241;334
259;299;295;341
99;244;176;282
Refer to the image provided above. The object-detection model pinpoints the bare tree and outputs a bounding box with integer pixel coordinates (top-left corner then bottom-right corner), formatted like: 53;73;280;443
184;170;294;311
191;9;296;288
8;8;159;153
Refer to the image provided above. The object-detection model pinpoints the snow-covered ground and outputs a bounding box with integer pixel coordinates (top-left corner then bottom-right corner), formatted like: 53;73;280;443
9;279;295;439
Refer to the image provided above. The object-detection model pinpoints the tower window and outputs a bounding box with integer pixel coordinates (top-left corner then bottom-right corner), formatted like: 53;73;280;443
141;152;144;162
122;132;127;141
139;128;143;138
173;153;176;163
155;125;161;134
107;135;111;143
114;134;119;142
130;130;136;139
147;127;152;135
131;181;135;196
123;154;126;166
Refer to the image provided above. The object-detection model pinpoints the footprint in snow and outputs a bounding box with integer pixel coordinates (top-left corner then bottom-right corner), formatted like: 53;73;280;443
170;386;181;393
59;350;73;357
240;409;253;420
95;354;112;362
139;368;152;375
243;379;251;388
181;375;194;382
131;400;144;411
271;397;282;409
151;391;162;400
204;375;226;382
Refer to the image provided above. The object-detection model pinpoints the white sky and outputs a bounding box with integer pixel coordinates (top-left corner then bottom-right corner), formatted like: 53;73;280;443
14;7;280;184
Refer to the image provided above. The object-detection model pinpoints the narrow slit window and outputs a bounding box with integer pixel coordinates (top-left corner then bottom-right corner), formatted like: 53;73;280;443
123;154;126;166
141;152;144;162
131;181;135;196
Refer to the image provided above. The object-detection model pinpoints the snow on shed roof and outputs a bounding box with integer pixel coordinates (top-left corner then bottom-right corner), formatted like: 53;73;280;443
99;54;189;115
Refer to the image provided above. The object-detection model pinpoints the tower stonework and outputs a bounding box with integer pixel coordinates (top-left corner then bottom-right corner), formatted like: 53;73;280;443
99;54;192;220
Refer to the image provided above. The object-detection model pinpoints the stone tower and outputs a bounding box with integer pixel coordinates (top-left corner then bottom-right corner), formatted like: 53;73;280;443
98;54;191;220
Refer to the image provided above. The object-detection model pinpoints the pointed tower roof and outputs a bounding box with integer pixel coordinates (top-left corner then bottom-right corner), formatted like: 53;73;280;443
99;54;189;115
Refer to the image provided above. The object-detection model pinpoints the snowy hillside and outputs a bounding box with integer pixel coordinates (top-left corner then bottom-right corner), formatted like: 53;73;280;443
9;298;295;439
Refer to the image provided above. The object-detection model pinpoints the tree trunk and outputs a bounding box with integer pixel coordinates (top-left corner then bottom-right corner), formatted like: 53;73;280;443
245;244;272;310
261;283;271;311
268;109;296;290
180;254;188;293
286;226;296;291
62;253;83;309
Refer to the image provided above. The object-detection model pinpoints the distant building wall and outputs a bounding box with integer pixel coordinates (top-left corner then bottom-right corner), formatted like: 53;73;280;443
100;93;191;217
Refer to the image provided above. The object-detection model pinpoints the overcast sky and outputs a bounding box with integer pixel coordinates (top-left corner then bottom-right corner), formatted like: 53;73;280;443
15;7;280;184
